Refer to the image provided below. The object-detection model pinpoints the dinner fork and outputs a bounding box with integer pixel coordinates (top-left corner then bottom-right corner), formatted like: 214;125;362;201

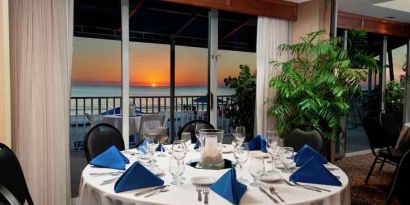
293;181;331;192
90;171;123;177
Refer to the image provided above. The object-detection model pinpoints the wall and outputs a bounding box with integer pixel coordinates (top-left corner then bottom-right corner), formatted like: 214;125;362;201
292;0;331;43
0;0;11;147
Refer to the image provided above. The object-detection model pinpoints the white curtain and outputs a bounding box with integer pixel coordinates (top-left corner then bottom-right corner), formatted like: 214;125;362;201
9;0;73;204
256;17;290;135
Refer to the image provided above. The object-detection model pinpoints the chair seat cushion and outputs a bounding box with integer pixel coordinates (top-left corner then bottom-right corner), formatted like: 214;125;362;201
378;148;404;163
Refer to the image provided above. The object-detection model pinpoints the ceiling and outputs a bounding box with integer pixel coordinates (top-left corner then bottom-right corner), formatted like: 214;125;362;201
74;0;257;52
338;0;410;24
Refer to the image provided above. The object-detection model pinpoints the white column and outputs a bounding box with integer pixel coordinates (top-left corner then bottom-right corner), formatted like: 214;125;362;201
381;36;387;112
404;41;410;123
121;0;130;149
208;9;218;127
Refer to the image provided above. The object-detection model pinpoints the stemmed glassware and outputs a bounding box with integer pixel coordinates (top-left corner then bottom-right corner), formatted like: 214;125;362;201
280;147;295;173
181;132;192;151
146;136;159;168
157;126;168;157
234;143;249;183
249;156;265;187
195;124;207;146
265;130;279;174
232;126;246;147
169;140;187;185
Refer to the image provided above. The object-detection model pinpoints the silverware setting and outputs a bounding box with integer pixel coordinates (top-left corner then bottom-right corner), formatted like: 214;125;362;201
283;179;321;192
259;187;279;204
293;181;331;192
100;177;120;185
269;186;285;202
90;171;124;177
135;185;169;197
144;186;169;198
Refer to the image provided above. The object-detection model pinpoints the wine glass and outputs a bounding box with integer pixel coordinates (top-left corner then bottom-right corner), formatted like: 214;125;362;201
146;137;159;168
157;126;168;157
195;124;207;145
138;140;153;167
169;156;185;185
249;156;265;187
233;126;246;147
265;131;278;173
234;143;249;183
171;140;187;161
181;132;191;151
280;147;295;173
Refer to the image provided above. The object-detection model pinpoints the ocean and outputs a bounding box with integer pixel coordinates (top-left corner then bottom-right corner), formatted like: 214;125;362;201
71;85;234;97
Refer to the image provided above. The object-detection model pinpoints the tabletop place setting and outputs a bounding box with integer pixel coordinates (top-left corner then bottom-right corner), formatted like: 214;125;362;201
79;125;349;205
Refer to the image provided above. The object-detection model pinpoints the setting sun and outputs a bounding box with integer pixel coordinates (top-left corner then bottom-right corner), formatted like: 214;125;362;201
151;82;157;87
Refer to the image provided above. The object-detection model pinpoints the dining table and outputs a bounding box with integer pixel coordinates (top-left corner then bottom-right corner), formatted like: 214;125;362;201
77;145;350;205
102;114;143;136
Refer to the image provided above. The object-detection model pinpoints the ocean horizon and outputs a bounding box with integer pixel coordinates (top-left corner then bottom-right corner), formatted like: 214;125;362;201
71;85;235;97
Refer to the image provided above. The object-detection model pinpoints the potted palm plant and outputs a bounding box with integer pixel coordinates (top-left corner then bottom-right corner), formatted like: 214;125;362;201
268;30;377;160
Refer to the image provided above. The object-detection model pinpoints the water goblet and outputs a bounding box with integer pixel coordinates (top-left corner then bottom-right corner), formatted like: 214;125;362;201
169;156;185;185
280;147;295;173
233;126;246;147
249;156;265;187
195;124;207;146
234;143;249;183
181;132;192;151
171;140;187;161
265;130;278;173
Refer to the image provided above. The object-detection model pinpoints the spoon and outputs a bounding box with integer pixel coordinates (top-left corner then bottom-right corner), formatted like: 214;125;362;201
269;186;285;202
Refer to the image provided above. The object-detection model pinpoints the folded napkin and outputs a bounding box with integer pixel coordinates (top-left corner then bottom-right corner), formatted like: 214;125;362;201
194;140;201;149
156;143;165;152
89;145;129;170
210;169;247;205
247;135;267;153
114;162;164;193
289;157;341;186
294;144;327;167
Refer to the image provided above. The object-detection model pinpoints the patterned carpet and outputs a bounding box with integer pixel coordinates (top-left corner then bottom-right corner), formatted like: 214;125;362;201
335;153;399;205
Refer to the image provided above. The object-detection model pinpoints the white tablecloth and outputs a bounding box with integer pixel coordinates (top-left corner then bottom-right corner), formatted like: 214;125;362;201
78;146;350;205
102;115;142;136
396;123;410;151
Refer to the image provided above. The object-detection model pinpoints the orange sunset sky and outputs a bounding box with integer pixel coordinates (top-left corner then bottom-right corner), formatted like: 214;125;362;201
72;37;256;87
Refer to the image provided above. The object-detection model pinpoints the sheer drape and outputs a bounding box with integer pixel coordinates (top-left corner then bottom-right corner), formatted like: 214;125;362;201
256;17;290;135
9;0;73;204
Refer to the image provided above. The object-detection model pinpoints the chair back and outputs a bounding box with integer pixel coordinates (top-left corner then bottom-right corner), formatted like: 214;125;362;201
363;115;389;152
380;112;402;147
84;123;125;162
138;114;165;136
178;120;214;143
284;125;323;152
0;143;33;205
385;150;410;205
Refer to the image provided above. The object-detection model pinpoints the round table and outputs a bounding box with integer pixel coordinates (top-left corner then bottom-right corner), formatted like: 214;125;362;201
102;114;142;136
78;146;350;205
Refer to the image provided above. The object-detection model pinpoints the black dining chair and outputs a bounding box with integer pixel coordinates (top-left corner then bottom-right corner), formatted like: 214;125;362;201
0;143;33;205
177;120;214;143
385;150;410;205
284;125;324;153
84;123;125;162
380;112;402;147
363;115;404;184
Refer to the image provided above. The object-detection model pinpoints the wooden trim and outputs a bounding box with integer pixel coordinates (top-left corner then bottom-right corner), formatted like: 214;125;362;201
159;0;298;21
338;11;410;38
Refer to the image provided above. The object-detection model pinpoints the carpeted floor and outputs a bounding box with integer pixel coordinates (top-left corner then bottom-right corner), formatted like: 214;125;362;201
335;153;399;205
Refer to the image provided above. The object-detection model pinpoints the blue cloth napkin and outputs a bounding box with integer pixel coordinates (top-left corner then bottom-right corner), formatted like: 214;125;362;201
156;143;165;152
294;144;327;167
194;140;200;149
114;162;164;193
210;168;247;205
247;135;267;153
89;145;129;170
289;157;341;186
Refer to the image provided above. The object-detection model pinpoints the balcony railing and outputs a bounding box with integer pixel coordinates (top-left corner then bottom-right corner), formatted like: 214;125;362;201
69;95;234;149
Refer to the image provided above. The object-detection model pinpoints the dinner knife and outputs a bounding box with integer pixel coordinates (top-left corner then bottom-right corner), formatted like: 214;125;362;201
134;185;169;197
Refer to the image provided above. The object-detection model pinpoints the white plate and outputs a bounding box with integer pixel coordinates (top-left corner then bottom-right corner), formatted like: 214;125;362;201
147;167;165;176
260;173;282;183
191;176;217;186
